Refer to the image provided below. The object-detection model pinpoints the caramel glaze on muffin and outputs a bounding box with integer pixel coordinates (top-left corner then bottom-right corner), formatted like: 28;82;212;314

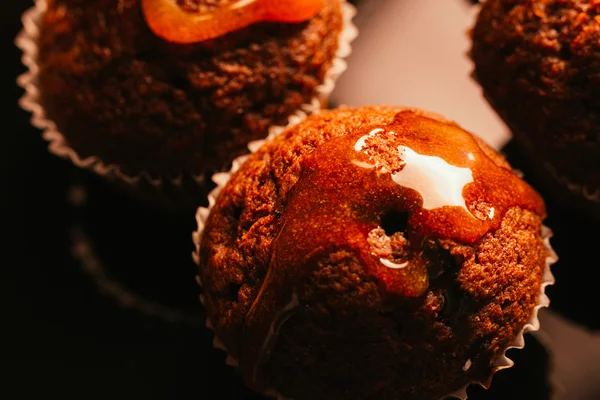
471;0;600;195
37;0;342;176
178;0;241;13
198;107;549;400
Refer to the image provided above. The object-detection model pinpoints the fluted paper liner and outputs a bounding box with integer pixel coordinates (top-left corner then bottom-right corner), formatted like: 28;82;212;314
192;136;558;399
16;0;358;211
466;2;599;206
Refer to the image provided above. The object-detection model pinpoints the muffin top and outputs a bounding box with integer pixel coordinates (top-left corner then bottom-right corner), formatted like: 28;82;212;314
471;0;600;187
37;0;342;176
473;0;600;110
198;106;548;399
261;109;544;297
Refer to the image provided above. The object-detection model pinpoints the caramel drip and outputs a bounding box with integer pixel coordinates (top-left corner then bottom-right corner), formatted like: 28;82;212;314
240;111;545;390
141;0;325;44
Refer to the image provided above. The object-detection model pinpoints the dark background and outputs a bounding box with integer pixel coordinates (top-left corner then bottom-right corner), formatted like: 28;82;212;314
1;1;596;399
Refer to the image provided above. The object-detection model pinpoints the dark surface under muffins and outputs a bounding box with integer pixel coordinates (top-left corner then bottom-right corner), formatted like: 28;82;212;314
198;106;550;400
36;0;343;177
471;0;600;201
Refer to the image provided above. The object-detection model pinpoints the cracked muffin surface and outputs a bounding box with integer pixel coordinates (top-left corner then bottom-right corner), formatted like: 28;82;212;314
37;0;343;176
471;0;600;198
198;106;549;400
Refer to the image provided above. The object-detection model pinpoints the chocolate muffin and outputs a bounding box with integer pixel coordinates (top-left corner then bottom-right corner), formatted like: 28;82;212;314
471;0;600;219
35;0;345;177
197;106;553;400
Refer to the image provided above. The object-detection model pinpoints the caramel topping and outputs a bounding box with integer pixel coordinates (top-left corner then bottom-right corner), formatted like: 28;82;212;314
141;0;325;44
240;111;545;390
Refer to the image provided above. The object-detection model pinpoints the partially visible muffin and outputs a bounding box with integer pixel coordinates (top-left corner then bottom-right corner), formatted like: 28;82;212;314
198;106;551;400
36;0;344;177
471;0;600;218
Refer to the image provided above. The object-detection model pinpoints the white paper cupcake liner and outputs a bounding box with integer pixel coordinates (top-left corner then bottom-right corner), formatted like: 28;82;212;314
446;224;556;399
15;0;358;212
192;134;557;399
